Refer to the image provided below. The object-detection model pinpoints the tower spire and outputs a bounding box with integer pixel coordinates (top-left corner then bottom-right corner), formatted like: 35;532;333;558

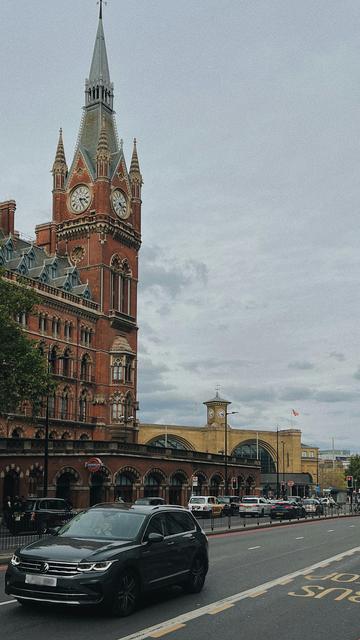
96;117;110;179
52;128;67;189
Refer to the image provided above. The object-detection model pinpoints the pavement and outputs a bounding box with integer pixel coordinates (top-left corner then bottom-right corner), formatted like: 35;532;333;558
1;514;360;639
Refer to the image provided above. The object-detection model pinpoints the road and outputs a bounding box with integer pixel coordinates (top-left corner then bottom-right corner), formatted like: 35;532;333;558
1;515;360;640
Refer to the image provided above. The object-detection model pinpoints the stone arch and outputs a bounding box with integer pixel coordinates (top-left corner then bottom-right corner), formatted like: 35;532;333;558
209;472;224;497
143;468;167;499
34;429;45;439
89;465;112;506
169;469;189;506
61;431;72;440
191;470;208;496
146;434;195;451
114;466;141;503
54;467;81;505
49;430;59;439
79;433;90;440
231;439;276;474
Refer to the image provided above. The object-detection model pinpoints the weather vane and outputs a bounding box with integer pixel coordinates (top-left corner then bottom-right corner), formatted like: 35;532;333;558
97;0;108;19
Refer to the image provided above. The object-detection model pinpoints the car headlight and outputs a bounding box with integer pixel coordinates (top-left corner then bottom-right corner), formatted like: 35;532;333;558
11;554;20;566
77;561;113;572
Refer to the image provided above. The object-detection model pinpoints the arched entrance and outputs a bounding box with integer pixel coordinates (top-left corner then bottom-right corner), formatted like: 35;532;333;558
144;470;165;498
114;469;138;503
210;473;223;497
191;471;207;496
55;468;80;505
169;471;188;505
89;468;111;506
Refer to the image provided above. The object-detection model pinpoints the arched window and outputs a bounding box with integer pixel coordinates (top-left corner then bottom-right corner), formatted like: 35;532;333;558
80;354;91;381
48;392;56;418
124;394;133;421
112;357;122;382
111;396;122;422
79;433;90;440
148;435;191;450
34;429;44;439
11;428;22;439
62;349;71;377
124;356;132;383
110;257;132;316
49;346;58;374
232;442;276;474
79;390;88;422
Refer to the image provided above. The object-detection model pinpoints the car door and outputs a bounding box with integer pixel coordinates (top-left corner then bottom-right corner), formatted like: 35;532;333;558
163;511;198;578
140;513;174;589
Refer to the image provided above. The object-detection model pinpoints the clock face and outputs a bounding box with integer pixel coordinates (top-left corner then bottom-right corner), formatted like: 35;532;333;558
208;408;214;419
218;409;225;418
112;189;128;218
70;185;91;213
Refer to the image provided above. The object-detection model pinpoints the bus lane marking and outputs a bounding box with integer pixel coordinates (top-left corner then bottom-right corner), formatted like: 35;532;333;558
288;571;360;604
116;546;360;640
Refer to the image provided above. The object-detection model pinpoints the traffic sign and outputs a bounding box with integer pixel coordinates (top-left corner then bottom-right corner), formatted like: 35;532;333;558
85;457;103;473
192;475;198;487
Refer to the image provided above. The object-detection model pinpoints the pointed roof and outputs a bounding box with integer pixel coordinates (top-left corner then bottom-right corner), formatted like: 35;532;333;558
130;138;141;174
68;11;121;182
203;391;231;406
52;128;67;172
96;117;110;156
89;13;110;86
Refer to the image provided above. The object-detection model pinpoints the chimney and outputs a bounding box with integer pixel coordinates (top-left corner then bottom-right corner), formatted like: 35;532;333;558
0;200;16;236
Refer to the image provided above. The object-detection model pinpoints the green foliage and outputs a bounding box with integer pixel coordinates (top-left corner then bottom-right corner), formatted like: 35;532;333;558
346;455;360;484
0;273;53;415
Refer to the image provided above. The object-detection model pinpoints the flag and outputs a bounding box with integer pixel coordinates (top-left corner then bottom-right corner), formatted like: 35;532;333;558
291;409;299;416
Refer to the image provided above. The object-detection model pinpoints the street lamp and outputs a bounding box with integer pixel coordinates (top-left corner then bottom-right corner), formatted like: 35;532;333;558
224;410;238;495
281;440;285;498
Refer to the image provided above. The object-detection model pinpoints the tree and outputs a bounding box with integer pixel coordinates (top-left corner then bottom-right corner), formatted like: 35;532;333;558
0;273;53;415
346;455;360;487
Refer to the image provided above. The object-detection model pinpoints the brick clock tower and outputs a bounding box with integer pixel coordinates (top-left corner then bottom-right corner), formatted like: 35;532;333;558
35;5;142;442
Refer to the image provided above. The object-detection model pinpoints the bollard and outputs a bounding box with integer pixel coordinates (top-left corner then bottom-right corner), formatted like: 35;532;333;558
228;514;231;530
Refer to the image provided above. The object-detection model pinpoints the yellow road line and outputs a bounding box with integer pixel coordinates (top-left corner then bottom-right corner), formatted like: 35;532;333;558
149;624;186;638
249;590;268;598
208;603;234;615
278;577;294;585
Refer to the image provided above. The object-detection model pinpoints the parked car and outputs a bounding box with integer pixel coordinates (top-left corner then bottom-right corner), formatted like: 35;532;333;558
270;501;306;520
320;497;339;508
188;495;223;518
134;497;165;506
239;497;272;517
302;499;323;515
216;496;241;515
9;498;74;534
5;504;209;616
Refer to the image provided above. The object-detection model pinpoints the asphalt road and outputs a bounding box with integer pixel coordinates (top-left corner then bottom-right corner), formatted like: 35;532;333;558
1;515;360;640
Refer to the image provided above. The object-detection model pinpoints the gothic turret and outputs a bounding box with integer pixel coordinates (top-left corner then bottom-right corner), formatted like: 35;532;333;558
129;138;143;199
52;129;67;191
96;118;111;179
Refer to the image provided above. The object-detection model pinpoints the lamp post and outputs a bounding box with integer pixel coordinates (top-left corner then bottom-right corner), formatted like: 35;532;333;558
281;440;285;497
224;410;238;495
276;426;280;499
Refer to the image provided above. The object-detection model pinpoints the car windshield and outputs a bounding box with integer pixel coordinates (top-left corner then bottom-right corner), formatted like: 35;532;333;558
303;500;313;504
217;498;230;503
190;498;205;504
24;500;37;512
241;498;257;503
57;509;146;540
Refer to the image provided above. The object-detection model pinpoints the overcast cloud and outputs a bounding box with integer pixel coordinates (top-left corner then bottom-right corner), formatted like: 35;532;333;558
1;1;360;450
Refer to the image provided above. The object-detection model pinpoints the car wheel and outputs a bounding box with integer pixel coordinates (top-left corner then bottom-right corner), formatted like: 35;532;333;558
183;555;207;594
111;571;139;617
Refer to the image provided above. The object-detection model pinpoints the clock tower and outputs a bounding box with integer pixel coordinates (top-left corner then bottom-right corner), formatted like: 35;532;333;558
35;6;142;441
204;392;231;427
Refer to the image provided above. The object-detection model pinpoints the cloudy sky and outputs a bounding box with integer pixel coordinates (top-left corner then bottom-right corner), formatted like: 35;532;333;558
1;1;360;450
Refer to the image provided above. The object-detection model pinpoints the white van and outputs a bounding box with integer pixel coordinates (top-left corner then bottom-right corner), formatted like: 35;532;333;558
187;495;223;518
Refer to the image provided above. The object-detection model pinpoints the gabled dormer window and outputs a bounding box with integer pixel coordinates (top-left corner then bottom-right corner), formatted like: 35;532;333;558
4;240;13;260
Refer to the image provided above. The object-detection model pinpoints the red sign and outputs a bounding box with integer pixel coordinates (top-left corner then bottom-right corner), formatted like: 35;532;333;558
347;476;353;481
85;457;103;473
287;480;294;487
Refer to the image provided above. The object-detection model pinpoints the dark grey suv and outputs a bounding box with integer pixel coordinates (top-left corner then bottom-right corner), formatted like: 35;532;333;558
5;504;208;616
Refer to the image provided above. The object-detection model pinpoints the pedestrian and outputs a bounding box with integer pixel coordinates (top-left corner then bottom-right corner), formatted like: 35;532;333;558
3;495;12;530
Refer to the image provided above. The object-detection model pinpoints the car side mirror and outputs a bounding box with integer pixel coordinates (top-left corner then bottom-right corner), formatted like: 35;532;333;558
46;526;60;536
147;532;164;543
